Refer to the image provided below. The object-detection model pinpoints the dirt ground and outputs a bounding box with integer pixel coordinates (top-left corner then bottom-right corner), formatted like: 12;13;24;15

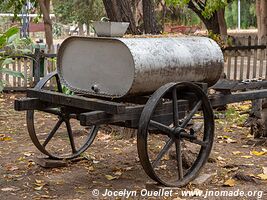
0;93;266;200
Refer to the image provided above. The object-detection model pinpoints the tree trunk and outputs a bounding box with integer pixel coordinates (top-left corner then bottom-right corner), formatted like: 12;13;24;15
256;0;261;34
38;0;53;53
142;0;159;34
201;14;220;34
78;23;84;36
187;1;220;34
257;0;267;44
102;0;139;34
217;8;228;40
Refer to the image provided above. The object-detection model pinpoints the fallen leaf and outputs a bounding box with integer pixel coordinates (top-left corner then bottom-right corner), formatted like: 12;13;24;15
223;179;236;187
114;171;123;176
262;148;267;153
6;166;19;171
125;167;133;171
217;156;226;161
23;152;32;157
232;151;242;155
218;135;230;139
0;135;12;141
88;166;95;172
227;167;239;172
241;155;252;159
105;175;117;180
257;174;267;180
1;187;20;192
263;167;267;175
35;179;46;187
224;128;233;133
35;179;43;184
34;186;43;191
251;151;266;156
226;138;237;143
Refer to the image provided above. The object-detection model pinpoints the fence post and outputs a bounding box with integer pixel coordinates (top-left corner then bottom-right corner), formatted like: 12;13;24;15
33;48;41;85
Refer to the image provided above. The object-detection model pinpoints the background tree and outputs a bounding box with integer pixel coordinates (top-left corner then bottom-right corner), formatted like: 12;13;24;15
102;0;139;34
256;0;267;44
143;0;159;34
166;0;230;37
37;0;53;52
1;0;53;52
53;0;105;35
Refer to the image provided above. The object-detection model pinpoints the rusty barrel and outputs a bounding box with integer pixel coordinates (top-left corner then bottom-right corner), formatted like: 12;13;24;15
57;36;224;98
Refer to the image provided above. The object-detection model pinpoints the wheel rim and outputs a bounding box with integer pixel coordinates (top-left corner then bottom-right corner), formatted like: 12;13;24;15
27;72;99;159
27;109;99;159
137;82;214;187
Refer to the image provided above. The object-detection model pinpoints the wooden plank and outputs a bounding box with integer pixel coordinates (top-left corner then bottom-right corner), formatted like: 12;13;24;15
3;87;28;92
227;52;232;79
35;157;68;168
252;37;258;78
259;49;264;78
23;58;28;87
246;36;252;79
17;58;22;87
212;79;267;91
29;58;33;86
12;59;16;86
80;100;189;126
240;53;245;80
27;89;126;114
14;98;51;111
223;45;266;51
210;89;267;107
5;63;9;85
233;51;238;80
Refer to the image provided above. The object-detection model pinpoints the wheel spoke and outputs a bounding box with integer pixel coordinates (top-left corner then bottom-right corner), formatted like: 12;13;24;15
172;87;179;127
175;139;183;180
180;100;202;128
152;138;174;168
150;120;173;136
42;118;63;147
65;120;77;153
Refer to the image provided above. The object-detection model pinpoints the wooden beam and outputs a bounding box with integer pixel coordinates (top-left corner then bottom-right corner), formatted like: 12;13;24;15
80;100;188;126
210;89;267;107
14;98;50;111
27;89;126;114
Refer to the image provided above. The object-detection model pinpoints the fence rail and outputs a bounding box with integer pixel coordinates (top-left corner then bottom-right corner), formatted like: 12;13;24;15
223;36;267;81
1;48;57;91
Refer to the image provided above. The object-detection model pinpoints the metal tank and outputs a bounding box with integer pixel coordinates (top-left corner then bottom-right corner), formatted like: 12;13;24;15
57;36;224;98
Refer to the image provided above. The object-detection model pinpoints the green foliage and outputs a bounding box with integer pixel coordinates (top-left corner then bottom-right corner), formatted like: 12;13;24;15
61;85;74;95
0;0;38;19
225;106;248;125
0;27;33;91
166;0;228;19
53;0;105;26
208;31;234;48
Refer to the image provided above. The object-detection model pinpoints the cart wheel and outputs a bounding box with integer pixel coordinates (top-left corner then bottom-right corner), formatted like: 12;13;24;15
137;82;214;187
27;72;99;159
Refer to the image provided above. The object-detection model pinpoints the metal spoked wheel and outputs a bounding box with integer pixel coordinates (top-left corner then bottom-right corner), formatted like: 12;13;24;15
27;72;99;159
27;110;98;160
137;82;214;187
